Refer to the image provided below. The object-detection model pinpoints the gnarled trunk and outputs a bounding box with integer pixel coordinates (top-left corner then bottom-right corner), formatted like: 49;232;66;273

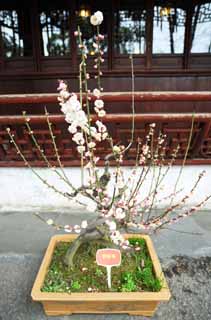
64;217;107;267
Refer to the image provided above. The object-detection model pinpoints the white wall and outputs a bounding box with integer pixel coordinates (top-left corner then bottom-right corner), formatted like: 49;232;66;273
0;166;211;212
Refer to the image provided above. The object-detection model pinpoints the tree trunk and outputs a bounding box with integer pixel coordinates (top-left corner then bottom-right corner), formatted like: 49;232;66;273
64;217;107;267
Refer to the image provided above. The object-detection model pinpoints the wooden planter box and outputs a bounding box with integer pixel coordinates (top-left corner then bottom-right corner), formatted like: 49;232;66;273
31;234;171;316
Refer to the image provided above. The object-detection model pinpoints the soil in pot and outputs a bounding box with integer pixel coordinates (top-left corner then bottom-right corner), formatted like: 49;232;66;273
41;237;162;293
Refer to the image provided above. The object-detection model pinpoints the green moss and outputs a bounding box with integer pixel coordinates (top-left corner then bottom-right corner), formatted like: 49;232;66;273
41;237;162;293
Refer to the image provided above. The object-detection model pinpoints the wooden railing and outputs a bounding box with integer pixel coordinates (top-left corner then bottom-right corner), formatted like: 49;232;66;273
0;92;211;166
0;91;211;104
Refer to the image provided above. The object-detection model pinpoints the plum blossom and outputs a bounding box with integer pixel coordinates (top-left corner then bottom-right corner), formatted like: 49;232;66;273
46;219;54;225
81;220;88;229
59;92;89;134
96;120;106;133
88;141;96;148
106;220;116;231
142;145;149;155
110;230;124;246
77;146;85;154
57;80;67;91
68;124;77;134
115;207;126;220
113;145;121;154
122;240;130;250
90;11;103;26
61;94;81;114
64;225;72;233
94;99;104;109
59;90;70;100
98;34;104;40
98;110;106;117
74;225;81;233
93;88;101;98
72;132;85;145
65;109;88;128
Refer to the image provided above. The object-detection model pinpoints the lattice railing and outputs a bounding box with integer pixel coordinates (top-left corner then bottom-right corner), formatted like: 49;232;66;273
0;113;211;166
0;92;211;166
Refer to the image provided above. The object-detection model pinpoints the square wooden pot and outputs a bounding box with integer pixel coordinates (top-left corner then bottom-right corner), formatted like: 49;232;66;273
31;234;171;316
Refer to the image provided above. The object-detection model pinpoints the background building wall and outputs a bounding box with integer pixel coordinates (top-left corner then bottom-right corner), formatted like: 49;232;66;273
1;166;211;211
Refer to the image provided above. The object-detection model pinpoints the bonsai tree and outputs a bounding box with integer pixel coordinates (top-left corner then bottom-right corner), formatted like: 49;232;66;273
7;11;211;268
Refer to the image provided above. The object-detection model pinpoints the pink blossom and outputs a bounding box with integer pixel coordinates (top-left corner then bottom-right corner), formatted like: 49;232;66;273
57;80;67;91
106;220;116;231
98;34;104;40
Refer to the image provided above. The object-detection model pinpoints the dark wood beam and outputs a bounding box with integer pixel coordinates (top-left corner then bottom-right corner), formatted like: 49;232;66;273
1;92;211;104
1;113;211;124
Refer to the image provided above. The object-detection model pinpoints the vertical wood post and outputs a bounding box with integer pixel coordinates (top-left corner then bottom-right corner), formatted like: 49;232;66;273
31;0;41;72
0;20;5;72
70;0;77;72
108;0;114;70
183;4;194;69
146;0;153;69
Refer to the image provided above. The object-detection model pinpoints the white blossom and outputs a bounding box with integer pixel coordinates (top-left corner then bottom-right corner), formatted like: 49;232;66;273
61;95;81;114
81;220;88;229
88;141;96;148
90;11;103;26
106;220;116;231
64;225;72;233
96;120;107;132
72;132;85;145
59;90;70;101
65;109;88;128
113;145;121;153
77;145;85;153
94;99;104;109
68;124;77;134
93;88;101;98
115;207;126;220
74;225;81;233
102;132;108;140
46;219;54;225
98;110;106;117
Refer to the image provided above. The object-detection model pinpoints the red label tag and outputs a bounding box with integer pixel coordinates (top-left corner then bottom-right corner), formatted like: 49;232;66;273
96;248;121;267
